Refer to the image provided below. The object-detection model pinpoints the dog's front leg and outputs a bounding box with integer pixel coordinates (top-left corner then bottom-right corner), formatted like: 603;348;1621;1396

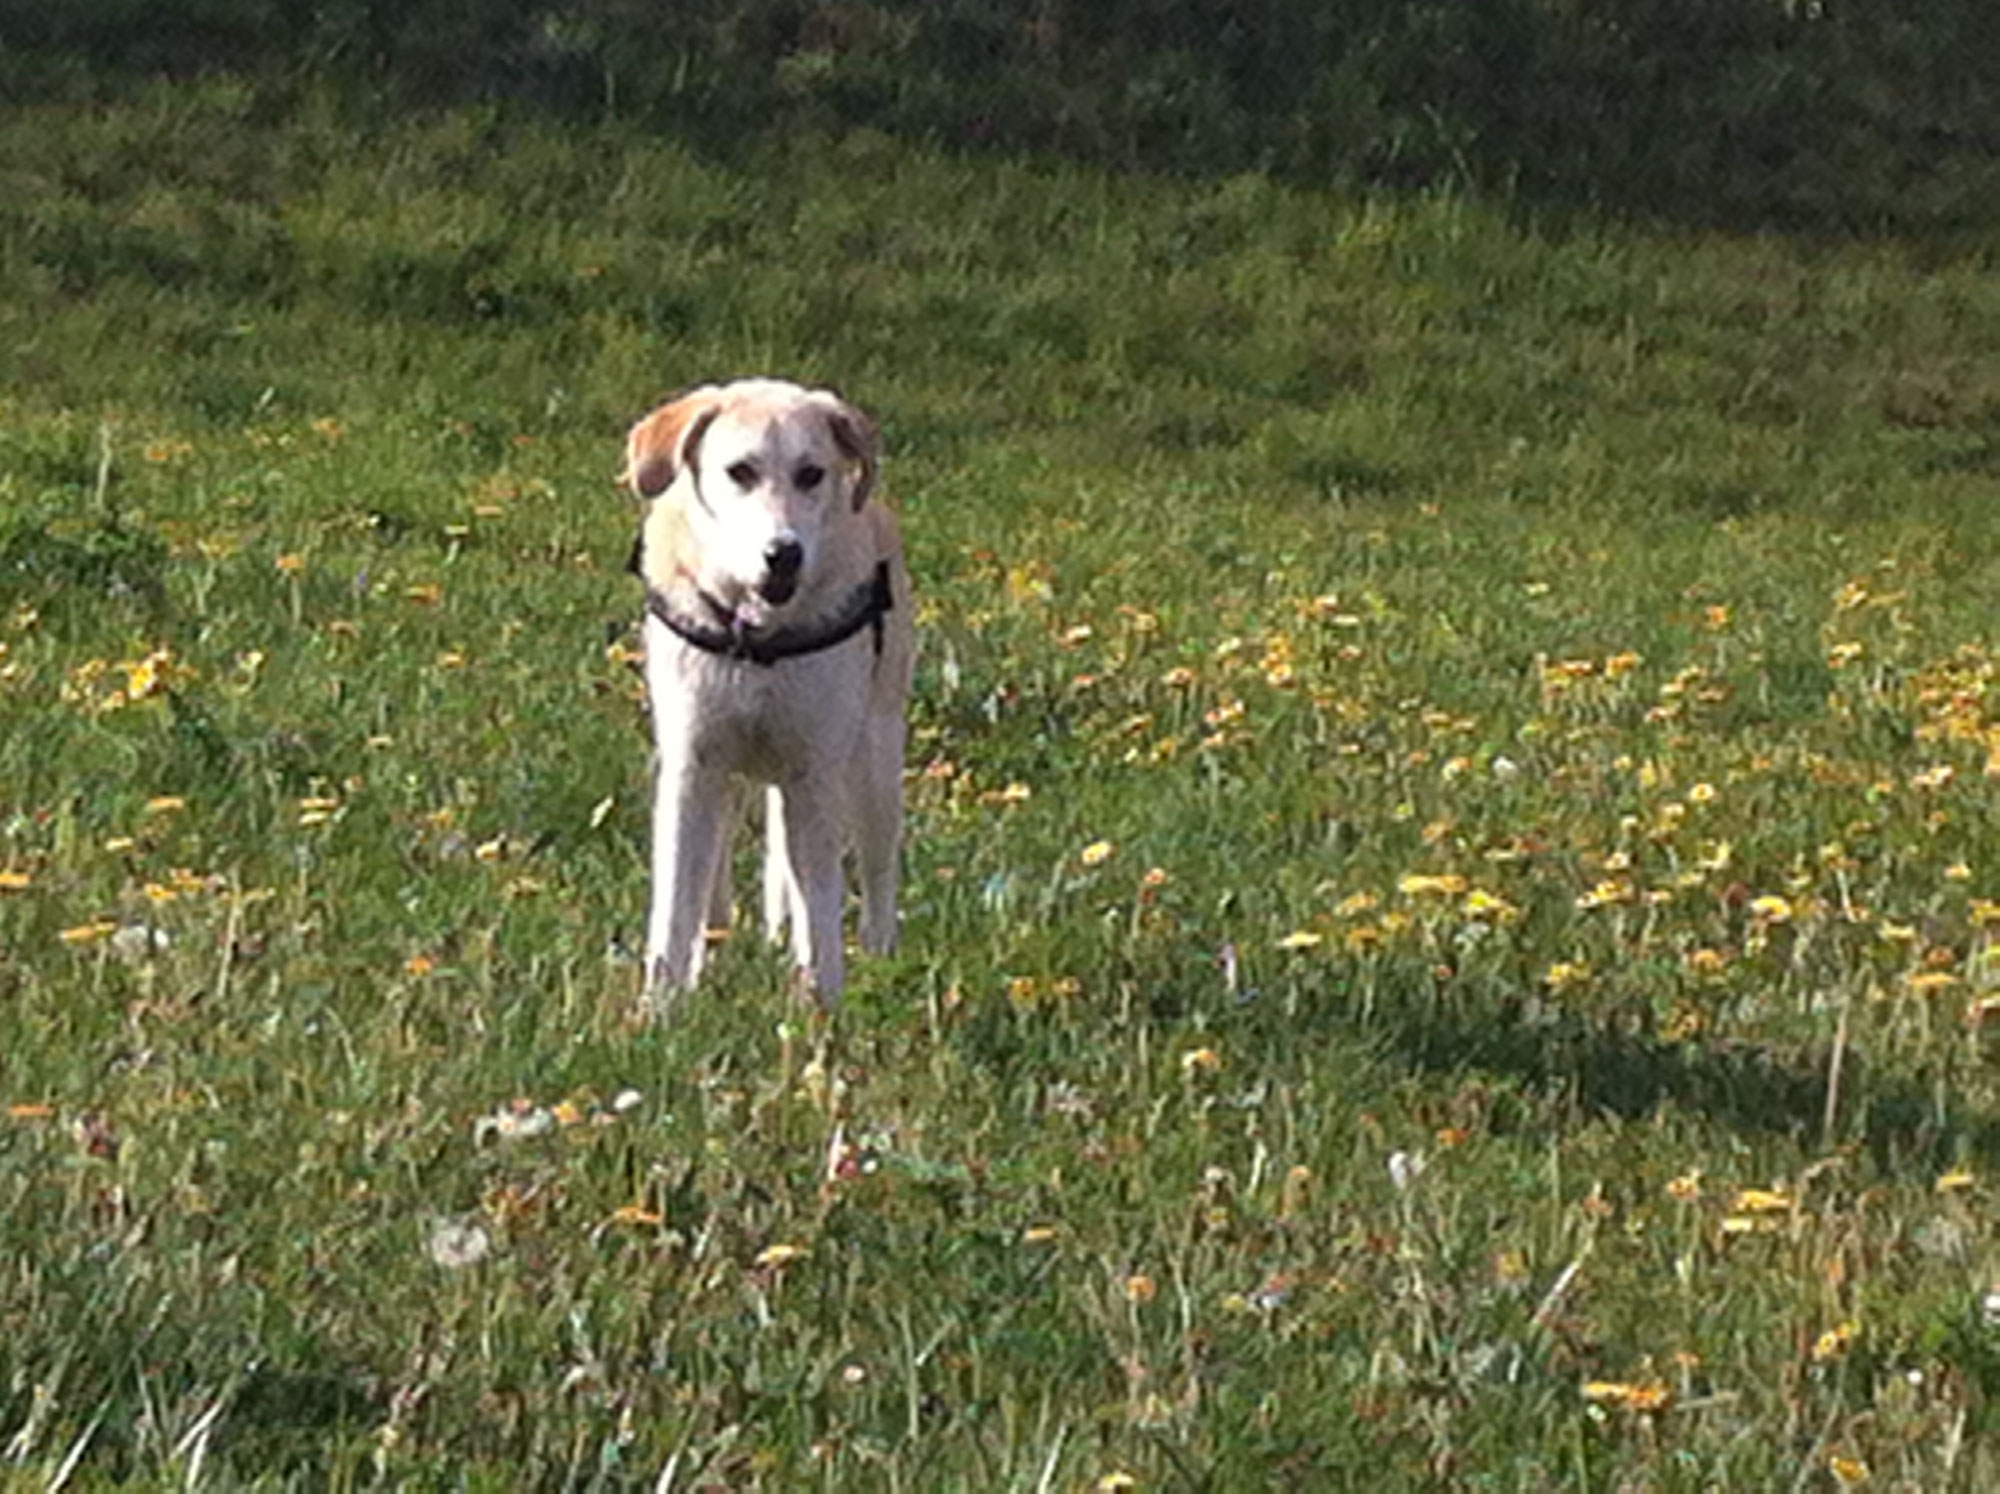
761;783;796;948
772;781;846;1004
644;749;729;1007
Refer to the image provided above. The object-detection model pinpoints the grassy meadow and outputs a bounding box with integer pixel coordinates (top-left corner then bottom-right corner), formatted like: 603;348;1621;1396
2;83;1999;1487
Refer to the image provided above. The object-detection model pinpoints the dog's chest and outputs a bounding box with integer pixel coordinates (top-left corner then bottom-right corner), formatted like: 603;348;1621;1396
645;619;868;779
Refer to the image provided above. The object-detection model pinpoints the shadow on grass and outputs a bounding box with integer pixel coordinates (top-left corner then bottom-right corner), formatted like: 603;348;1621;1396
1361;978;2000;1173
215;1366;380;1477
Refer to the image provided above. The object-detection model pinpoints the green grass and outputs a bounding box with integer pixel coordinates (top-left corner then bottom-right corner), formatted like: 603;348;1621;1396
2;81;1998;1488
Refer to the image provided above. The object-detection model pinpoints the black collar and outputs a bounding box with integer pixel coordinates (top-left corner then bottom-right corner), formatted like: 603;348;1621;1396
645;561;893;667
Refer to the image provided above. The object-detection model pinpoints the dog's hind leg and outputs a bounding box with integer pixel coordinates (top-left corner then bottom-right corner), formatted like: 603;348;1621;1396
761;783;798;948
853;720;905;956
704;781;742;937
772;780;846;1003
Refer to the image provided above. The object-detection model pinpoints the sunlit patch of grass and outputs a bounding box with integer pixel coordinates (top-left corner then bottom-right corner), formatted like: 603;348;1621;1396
0;82;1997;1486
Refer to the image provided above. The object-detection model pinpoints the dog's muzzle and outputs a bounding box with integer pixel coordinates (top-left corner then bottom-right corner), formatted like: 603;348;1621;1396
759;533;804;605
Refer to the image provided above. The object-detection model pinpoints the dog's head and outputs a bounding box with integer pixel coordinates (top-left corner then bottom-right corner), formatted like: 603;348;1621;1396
625;379;878;624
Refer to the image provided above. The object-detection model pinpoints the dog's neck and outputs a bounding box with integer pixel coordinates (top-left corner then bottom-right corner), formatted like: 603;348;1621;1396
643;562;894;668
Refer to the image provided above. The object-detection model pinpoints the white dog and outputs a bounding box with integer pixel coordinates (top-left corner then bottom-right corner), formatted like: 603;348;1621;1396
624;378;913;1008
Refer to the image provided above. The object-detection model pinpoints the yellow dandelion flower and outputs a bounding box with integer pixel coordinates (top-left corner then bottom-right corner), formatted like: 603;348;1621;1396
1687;782;1717;805
0;869;32;892
1943;862;1972;882
1686;947;1729;976
1907;971;1958;994
1276;930;1324;951
1335;891;1379;917
1721;1213;1783;1235
754;1242;810;1268
58;920;118;945
1159;665;1197;688
405;582;444;606
1748;894;1793;923
1398;872;1467;897
1811;1322;1859;1363
1021;1225;1060;1245
1935;1167;1975;1194
1180;1047;1221;1075
1344;924;1381;954
1827;1455;1869;1487
1827;640;1864;667
1079;839;1115;867
122;654;162;699
1729;1187;1793;1214
1665;1171;1702;1202
275;552;306;574
1544;961;1592;993
1575;880;1633;910
1582;1381;1672;1412
1123;1273;1158;1304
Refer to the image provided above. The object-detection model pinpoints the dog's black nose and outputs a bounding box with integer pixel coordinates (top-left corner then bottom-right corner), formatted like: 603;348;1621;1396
764;536;804;577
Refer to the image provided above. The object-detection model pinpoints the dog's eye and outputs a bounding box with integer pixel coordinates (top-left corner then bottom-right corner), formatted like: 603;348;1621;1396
795;464;825;491
726;462;758;488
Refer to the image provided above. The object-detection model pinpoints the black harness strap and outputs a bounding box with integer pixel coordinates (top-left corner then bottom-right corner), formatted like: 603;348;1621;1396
644;561;893;667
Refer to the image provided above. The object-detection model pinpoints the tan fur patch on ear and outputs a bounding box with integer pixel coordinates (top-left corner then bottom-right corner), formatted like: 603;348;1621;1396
625;390;721;498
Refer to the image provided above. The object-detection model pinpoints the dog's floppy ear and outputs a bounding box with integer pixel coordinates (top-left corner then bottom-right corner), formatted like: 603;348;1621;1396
813;390;879;512
624;388;722;499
